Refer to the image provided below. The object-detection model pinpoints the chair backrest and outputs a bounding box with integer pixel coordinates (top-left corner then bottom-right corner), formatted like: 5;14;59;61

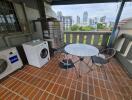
100;48;116;61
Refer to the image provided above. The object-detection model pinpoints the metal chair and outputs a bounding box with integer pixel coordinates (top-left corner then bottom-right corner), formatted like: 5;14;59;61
54;44;79;78
53;43;67;54
53;42;74;68
91;48;116;79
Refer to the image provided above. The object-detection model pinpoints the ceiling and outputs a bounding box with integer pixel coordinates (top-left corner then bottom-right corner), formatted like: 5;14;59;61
51;0;130;5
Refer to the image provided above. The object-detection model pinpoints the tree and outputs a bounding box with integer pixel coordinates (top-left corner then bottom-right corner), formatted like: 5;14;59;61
79;26;95;31
70;25;95;31
97;23;106;29
70;24;80;31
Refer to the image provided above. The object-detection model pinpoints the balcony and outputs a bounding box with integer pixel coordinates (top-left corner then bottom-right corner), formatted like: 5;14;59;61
0;53;132;100
0;31;132;99
0;52;131;99
0;0;132;100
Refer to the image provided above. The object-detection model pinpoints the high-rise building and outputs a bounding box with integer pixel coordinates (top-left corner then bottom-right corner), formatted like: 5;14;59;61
56;11;72;30
100;16;106;23
89;18;94;26
62;16;72;30
89;18;97;28
109;21;114;28
76;16;80;24
57;11;63;21
83;11;88;25
94;17;98;24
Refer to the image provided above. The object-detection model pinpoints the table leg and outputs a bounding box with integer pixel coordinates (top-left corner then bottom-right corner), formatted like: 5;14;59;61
77;57;94;75
72;58;81;78
87;57;91;66
63;55;94;78
82;60;93;71
74;66;81;78
78;61;82;77
73;59;80;64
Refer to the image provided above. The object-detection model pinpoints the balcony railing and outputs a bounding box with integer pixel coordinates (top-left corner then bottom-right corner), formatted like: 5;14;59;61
64;31;111;48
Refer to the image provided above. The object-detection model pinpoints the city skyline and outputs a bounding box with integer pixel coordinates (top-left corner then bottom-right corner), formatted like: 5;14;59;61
56;11;112;30
57;11;107;25
52;2;132;23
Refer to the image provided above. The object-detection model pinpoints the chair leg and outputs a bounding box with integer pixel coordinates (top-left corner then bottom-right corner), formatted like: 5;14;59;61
101;65;107;80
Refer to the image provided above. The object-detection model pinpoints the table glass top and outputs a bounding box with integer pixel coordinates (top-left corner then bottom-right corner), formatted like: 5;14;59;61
64;43;99;57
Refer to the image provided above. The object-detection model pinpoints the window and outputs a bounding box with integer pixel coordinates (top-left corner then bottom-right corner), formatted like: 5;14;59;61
0;0;21;33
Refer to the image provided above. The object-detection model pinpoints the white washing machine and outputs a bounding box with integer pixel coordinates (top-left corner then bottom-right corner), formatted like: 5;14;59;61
23;40;50;68
0;47;23;79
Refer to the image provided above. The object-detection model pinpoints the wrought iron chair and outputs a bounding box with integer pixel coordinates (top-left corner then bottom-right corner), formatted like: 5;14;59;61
54;44;79;77
91;48;116;79
54;43;74;69
58;52;74;69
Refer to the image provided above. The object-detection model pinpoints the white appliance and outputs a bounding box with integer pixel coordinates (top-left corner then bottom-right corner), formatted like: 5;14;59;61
0;47;23;79
23;40;50;68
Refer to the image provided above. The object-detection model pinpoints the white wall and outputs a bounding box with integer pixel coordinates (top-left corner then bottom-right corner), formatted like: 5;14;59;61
14;3;29;32
24;7;43;40
114;29;132;51
121;20;132;29
44;2;57;18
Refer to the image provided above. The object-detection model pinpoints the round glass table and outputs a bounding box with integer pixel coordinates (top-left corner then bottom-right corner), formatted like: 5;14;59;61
64;43;99;77
65;43;99;57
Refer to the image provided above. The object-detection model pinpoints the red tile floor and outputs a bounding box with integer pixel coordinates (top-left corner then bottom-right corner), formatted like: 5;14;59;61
0;54;132;100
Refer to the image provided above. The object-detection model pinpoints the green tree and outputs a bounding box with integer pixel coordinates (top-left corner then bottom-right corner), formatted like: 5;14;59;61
70;24;80;31
79;26;95;31
69;25;95;31
79;26;83;31
97;23;106;29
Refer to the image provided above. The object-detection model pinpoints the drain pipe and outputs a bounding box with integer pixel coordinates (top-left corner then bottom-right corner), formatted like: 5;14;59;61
108;0;126;47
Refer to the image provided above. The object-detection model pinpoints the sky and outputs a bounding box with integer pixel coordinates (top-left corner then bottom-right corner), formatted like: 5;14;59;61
52;2;132;23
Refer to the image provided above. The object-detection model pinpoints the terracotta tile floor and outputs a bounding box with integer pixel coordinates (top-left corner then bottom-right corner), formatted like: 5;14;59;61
0;54;132;100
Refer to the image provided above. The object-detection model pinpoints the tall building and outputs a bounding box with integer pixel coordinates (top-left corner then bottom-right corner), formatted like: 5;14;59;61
89;18;97;28
83;11;88;25
100;16;106;23
57;11;63;21
56;11;72;30
94;17;98;24
76;16;80;24
62;16;72;30
89;18;94;26
109;21;115;28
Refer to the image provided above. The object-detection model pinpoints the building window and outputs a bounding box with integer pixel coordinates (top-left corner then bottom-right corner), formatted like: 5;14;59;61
0;0;21;33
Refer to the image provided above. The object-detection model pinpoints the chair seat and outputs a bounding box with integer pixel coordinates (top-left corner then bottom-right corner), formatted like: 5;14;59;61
98;54;105;59
92;56;108;65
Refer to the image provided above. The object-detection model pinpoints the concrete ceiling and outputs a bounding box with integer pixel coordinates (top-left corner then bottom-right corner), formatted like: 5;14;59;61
51;0;130;5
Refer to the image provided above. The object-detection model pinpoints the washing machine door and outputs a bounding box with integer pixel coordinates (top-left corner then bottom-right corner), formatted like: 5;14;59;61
40;48;48;59
0;59;7;74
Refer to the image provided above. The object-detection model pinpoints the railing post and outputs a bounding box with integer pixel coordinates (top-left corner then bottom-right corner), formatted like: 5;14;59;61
64;31;111;48
109;0;126;47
